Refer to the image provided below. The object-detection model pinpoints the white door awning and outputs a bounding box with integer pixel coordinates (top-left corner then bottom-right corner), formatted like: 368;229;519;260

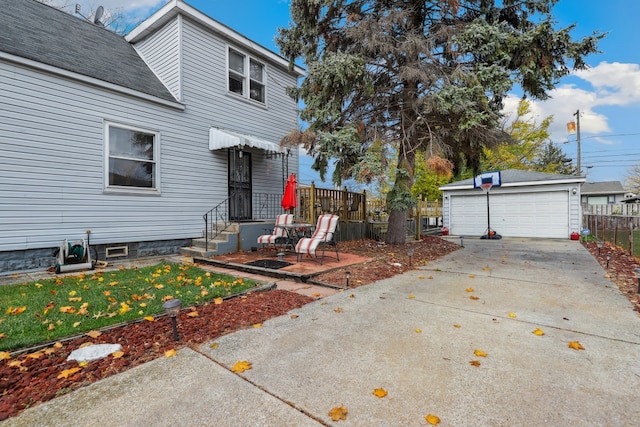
209;127;283;153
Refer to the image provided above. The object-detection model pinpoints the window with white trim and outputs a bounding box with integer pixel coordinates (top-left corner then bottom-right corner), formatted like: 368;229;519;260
228;48;265;103
105;123;158;191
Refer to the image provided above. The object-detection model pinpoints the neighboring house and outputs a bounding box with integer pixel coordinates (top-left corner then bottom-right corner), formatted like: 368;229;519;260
0;0;303;272
580;181;627;205
439;169;585;239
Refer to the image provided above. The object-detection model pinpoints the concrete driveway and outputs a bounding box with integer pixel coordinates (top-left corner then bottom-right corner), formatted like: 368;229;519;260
6;238;640;426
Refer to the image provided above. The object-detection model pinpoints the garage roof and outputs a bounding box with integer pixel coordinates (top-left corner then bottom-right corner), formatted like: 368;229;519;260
440;169;585;190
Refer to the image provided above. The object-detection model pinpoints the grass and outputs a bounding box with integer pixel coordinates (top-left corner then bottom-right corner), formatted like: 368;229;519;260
0;262;259;352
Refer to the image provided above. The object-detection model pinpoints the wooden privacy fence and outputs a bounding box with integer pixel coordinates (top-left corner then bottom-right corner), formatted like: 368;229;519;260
583;204;640;258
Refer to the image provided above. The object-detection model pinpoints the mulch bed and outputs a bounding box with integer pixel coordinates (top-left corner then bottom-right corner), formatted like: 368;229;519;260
1;236;637;421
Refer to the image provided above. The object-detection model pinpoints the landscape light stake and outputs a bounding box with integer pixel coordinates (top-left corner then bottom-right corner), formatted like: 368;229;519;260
596;241;603;255
345;270;351;289
162;299;182;341
606;253;611;269
460;236;464;248
407;248;414;266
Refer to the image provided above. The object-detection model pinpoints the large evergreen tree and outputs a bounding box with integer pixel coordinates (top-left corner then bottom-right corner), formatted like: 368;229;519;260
277;0;603;243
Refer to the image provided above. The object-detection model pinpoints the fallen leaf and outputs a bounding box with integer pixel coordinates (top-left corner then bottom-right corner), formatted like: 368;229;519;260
79;342;94;348
0;333;6;340
111;351;125;359
532;328;545;336
73;322;81;328
187;311;199;318
425;414;441;425
252;323;262;328
373;388;388;398
482;266;490;271
465;287;474;292
470;295;480;300
408;294;416;299
312;293;321;297
9;306;27;315
415;329;422;333
231;360;252;373
54;342;63;348
57;367;81;379
43;347;57;355
468;275;475;278
334;307;343;313
164;349;177;358
568;341;585;351
47;324;55;331
474;349;487;357
8;360;22;368
453;324;461;328
290;314;299;319
68;297;82;302
214;297;223;305
428;275;433;279
469;360;481;367
0;351;10;360
26;351;43;359
508;312;517;318
210;342;219;349
418;275;425;279
349;294;355;298
328;405;348;421
144;316;155;322
59;306;75;314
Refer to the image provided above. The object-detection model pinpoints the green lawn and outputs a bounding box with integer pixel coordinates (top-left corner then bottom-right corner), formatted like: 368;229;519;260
0;263;258;352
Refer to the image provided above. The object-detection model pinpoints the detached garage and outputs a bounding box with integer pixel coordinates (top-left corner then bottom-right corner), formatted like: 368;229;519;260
440;170;585;239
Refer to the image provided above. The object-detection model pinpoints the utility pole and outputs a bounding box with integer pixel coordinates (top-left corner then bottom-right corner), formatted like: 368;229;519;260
573;110;581;175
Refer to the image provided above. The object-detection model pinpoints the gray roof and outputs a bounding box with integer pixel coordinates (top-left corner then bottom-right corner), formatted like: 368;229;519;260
440;169;584;189
581;181;626;195
0;0;176;102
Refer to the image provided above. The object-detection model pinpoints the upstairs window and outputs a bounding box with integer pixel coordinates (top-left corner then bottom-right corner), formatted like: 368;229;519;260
228;48;265;104
105;123;158;192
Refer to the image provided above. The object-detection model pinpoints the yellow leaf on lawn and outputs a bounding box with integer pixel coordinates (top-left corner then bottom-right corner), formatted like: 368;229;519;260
111;351;125;359
252;323;262;328
57;367;81;379
86;330;102;338
231;360;252;373
425;414;441;425
0;351;10;360
328;405;348;421
474;349;487;357
469;360;481;367
68;297;82;302
73;322;81;328
154;284;164;289
373;388;388;398
103;290;111;296
568;341;585;351
465;287;474;292
48;324;55;331
415;329;422;333
214;297;223;305
453;324;461;328
69;290;76;296
187;311;199;318
60;306;75;314
10;306;27;315
508;312;517;318
164;349;177;358
532;328;545;336
408;294;416;299
470;295;480;300
144;316;155;322
0;333;6;340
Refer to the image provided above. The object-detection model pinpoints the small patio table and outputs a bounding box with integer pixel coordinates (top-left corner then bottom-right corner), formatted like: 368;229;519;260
279;223;315;252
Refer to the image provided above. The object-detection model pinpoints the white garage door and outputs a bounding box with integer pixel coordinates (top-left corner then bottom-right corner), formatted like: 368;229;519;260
450;191;569;238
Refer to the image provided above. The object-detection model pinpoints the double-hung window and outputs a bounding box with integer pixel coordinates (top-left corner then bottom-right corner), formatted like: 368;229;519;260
228;48;265;104
105;123;158;192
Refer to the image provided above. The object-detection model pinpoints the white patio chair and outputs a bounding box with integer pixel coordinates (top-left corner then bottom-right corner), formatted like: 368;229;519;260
257;214;293;250
295;214;340;264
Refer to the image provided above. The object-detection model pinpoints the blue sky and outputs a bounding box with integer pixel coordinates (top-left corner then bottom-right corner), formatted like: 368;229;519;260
63;0;640;188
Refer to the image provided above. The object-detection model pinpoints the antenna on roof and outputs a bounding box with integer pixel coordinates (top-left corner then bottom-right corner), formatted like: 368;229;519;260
75;4;105;27
94;6;104;26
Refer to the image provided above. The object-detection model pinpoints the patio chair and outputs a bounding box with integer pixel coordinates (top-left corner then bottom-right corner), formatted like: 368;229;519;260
257;214;293;251
295;214;340;265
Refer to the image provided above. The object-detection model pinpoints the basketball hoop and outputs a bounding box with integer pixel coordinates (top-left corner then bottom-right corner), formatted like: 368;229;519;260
480;182;493;193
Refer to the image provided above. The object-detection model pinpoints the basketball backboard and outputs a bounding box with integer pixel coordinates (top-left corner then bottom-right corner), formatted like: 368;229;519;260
473;171;501;189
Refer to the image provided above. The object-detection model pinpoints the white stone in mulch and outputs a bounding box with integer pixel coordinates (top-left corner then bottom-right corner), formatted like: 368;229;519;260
67;343;122;362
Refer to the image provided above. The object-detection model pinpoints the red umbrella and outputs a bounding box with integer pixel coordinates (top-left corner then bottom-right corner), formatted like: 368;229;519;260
281;174;298;211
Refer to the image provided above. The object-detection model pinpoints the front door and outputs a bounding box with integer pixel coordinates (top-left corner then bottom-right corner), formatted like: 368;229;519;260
228;149;252;221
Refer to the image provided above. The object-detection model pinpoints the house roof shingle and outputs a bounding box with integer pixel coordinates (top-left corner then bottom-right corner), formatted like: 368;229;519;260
440;169;585;190
0;0;176;102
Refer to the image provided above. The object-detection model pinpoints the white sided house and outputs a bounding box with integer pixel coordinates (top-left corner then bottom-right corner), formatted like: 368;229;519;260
440;170;585;239
0;0;304;272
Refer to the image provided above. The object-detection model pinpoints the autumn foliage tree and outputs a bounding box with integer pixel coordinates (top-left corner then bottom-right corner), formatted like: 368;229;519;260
277;0;603;243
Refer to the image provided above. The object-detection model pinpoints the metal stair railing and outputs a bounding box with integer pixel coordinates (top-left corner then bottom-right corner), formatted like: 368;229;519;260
203;195;233;252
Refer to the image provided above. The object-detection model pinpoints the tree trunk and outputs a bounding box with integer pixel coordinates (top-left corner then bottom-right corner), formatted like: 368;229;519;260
386;209;407;244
